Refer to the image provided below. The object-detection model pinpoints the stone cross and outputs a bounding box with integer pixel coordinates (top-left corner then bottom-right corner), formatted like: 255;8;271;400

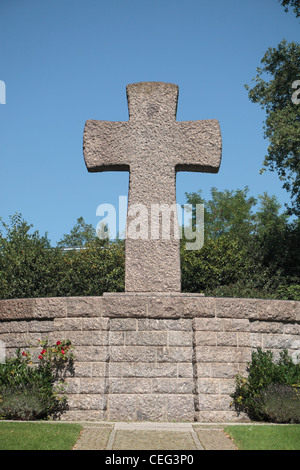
83;82;222;292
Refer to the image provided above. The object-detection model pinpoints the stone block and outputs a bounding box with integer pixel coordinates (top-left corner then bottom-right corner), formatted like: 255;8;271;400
71;410;106;421
63;331;93;346
195;346;251;363
249;332;263;348
27;320;54;333
257;299;297;322
64;378;80;394
73;362;92;378
120;363;178;378
196;410;249;423
156;346;193;363
263;334;297;350
196;363;211;378
177;363;194;378
0;298;35;321
194;318;222;331
236;332;251;347
103;297;148;317
221;318;250;332
215;298;257;320
137;318;192;331
91;362;107;377
107;331;124;346
109;346;156;363
148;297;183;318
68;394;105;410
34;298;68;319
108;394;137;421
109;378;152;394
79;378;106;394
182;297;215;317
110;318;137;331
194;331;216;346
216;332;237;347
54;317;82;331
0;321;28;333
125;331;167;346
283;323;300;335
167;395;195;421
197;378;219;394
66;297;103;317
249;320;283;334
219;378;236;394
107;363;123;377
0;332;28;348
168;331;192;347
136;395;167;421
75;346;108;362
198;394;221;410
82;317;109;330
152;378;194;394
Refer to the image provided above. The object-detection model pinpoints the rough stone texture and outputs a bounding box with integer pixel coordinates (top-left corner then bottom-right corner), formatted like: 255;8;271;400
0;295;299;422
83;82;222;292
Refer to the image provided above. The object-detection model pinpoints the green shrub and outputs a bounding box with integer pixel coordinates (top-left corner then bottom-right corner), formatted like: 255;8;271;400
275;284;300;300
231;348;300;421
0;339;74;420
0;383;63;421
254;383;300;423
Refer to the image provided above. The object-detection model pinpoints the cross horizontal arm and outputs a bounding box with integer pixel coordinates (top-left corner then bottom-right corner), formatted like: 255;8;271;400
175;119;222;173
83;120;131;172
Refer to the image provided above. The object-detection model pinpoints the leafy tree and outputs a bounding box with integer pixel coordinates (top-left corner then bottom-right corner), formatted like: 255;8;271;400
0;213;63;299
1;190;299;300
0;214;125;299
245;39;300;215
55;238;125;297
184;186;256;242
57;217;96;248
181;188;300;297
279;0;300;17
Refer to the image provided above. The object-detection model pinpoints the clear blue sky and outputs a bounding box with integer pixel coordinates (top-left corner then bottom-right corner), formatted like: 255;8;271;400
0;0;299;245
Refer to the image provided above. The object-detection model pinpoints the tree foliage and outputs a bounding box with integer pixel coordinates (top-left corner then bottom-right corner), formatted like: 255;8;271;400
0;187;299;300
0;214;124;299
57;216;96;248
245;39;300;215
279;0;300;17
181;187;300;298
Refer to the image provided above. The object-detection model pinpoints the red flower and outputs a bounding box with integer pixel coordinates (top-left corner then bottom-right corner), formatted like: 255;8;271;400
61;350;65;354
41;349;46;354
22;352;27;356
38;355;43;360
56;341;61;346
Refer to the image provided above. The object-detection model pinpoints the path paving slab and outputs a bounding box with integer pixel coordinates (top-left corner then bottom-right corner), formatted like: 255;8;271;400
72;422;236;451
194;429;237;450
111;430;198;450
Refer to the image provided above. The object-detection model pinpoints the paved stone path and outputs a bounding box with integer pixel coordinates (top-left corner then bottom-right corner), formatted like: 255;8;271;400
72;422;237;450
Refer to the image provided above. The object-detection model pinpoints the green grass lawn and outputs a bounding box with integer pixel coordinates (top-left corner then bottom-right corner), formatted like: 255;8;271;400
0;422;83;450
224;424;300;450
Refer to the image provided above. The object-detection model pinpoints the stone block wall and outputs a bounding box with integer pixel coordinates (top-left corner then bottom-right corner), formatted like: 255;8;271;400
0;294;299;422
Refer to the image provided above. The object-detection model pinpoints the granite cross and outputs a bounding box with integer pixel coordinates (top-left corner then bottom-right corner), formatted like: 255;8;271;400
83;82;222;292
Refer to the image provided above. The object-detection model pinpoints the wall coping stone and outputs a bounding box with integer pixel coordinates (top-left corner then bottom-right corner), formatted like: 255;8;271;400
0;295;299;323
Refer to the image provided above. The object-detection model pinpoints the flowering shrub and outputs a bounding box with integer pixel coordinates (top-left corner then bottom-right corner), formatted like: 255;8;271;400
0;338;74;420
